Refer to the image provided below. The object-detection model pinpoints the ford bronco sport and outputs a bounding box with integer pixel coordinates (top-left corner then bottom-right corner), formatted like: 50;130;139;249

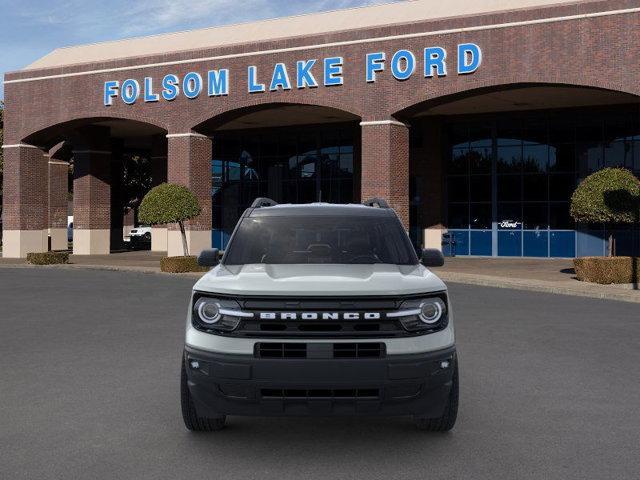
181;198;458;431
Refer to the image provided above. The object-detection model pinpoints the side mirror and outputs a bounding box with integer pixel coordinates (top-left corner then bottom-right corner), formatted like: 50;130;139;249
197;248;220;267
420;248;445;267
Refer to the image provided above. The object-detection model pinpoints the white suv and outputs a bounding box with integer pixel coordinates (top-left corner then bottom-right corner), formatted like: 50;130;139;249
181;198;457;432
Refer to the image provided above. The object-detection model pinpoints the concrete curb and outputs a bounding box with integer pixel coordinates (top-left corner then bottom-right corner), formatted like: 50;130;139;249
0;262;205;278
1;262;639;303
436;271;640;304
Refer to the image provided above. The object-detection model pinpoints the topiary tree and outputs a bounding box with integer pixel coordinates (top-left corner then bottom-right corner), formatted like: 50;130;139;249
138;183;202;256
570;168;640;256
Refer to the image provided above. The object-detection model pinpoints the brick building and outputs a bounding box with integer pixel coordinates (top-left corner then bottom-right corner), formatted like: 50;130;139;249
3;0;640;258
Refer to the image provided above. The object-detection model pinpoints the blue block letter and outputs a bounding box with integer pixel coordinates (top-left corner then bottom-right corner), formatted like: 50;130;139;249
366;52;385;83
324;57;344;86
144;77;159;102
183;72;203;99
270;63;292;91
208;69;229;96
296;60;318;89
161;74;179;101
248;66;265;93
458;43;482;74
121;79;140;105
424;47;447;77
390;50;415;81
104;80;119;106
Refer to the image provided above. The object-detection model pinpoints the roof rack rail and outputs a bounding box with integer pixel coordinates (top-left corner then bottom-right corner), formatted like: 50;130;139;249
250;197;278;208
363;197;390;209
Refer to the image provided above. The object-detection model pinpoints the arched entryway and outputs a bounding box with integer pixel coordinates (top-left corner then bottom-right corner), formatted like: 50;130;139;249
397;84;640;257
4;117;167;257
194;103;361;248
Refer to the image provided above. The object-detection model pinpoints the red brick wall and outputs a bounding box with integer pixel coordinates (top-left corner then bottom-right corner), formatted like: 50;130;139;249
48;161;68;229
361;123;410;227
167;135;212;231
2;146;48;230
3;0;640;232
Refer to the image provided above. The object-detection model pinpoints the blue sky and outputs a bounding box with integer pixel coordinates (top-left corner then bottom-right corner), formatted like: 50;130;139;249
0;0;397;100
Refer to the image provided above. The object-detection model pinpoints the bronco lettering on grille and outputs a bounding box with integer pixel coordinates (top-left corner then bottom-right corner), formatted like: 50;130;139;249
258;312;381;320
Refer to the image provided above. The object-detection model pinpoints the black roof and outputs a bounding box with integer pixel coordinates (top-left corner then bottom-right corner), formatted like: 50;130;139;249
247;203;395;217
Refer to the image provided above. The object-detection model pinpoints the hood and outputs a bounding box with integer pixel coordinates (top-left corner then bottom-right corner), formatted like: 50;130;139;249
193;263;447;297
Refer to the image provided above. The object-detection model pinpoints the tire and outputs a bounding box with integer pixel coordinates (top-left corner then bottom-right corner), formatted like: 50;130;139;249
414;358;459;432
181;360;226;432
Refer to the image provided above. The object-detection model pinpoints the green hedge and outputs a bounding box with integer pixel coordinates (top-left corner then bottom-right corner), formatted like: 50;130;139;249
570;168;640;224
574;256;640;284
160;256;208;273
27;251;70;265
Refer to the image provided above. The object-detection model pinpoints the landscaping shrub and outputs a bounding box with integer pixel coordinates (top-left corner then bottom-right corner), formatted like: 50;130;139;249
570;168;640;225
26;251;69;265
574;256;640;284
139;183;202;256
160;255;208;273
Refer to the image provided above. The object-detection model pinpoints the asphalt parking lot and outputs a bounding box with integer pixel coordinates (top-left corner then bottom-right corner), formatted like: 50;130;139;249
1;268;639;480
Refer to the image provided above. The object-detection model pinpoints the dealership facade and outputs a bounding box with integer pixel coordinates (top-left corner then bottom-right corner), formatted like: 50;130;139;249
3;0;640;258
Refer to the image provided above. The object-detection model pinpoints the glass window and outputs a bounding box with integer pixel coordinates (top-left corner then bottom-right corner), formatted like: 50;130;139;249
604;140;632;168
447;176;469;203
470;175;492;202
497;145;522;173
577;143;603;174
448;204;469;229
523;145;548;173
498;203;522;230
497;121;522;146
497;175;521;201
523;204;548;229
224;216;418;265
469;125;492;147
549;202;573;229
470;203;492;229
549;174;576;201
449;148;469;174
523;175;548;202
549;144;575;172
575;119;602;143
469;147;492;173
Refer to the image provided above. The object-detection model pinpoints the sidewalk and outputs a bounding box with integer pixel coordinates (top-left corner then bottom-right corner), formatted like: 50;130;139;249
431;257;640;303
1;251;639;303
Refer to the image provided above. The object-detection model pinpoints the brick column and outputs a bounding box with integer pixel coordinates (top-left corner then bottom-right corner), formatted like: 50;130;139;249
360;120;410;229
150;134;168;252
166;133;212;257
72;127;112;255
1;144;49;258
48;158;69;251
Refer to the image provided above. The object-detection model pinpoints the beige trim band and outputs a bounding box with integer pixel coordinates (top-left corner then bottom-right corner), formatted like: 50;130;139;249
360;120;408;127
4;7;639;85
48;160;70;165
166;133;211;139
1;143;41;149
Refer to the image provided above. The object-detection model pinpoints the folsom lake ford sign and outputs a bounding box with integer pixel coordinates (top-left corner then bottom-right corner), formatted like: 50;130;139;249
103;43;482;106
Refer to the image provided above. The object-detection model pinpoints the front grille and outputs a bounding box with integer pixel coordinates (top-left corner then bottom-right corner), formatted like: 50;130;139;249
256;342;385;359
257;343;307;358
233;296;410;338
261;388;380;399
333;343;384;358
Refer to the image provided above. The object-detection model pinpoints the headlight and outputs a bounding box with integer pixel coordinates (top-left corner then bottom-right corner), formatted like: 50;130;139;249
390;294;448;333
419;298;445;324
195;298;221;324
192;294;250;332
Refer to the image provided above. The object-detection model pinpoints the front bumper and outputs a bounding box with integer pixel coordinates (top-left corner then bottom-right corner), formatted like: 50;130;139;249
184;345;456;417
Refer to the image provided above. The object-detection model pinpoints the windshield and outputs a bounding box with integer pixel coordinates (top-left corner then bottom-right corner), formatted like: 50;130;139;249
223;215;418;265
